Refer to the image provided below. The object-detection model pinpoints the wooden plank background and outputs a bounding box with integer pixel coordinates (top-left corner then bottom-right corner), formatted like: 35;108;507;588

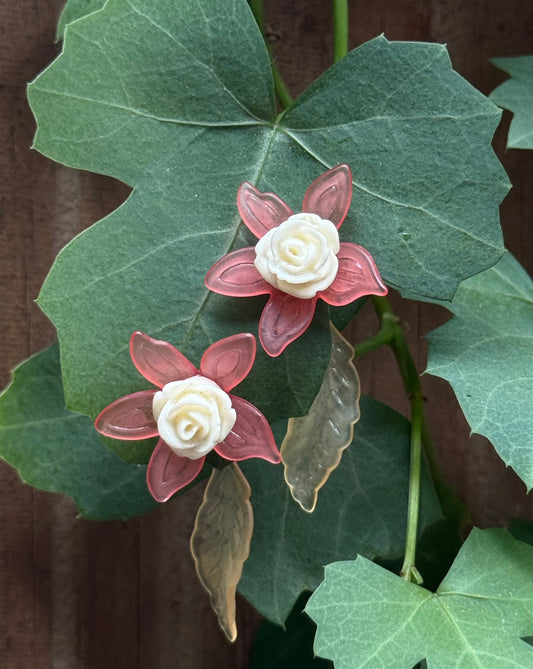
1;0;532;666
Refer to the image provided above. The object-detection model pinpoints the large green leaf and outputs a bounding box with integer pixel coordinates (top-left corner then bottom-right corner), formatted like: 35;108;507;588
238;397;441;625
491;56;533;149
0;344;157;519
306;528;533;668
56;0;107;40
426;253;533;489
28;2;508;446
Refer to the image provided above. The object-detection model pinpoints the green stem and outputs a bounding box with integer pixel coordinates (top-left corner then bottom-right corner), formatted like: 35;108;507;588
249;0;293;109
365;296;469;581
353;313;396;356
332;0;349;62
401;391;424;584
272;65;293;109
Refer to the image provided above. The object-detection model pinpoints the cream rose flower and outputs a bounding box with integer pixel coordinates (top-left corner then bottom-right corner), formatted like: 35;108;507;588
152;376;236;460
254;213;340;299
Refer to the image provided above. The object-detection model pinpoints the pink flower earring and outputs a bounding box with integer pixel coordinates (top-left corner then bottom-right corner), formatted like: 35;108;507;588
95;331;280;502
205;165;387;357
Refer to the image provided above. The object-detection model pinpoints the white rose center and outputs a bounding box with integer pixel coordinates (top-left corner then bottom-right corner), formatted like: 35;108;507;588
152;376;236;460
254;213;340;299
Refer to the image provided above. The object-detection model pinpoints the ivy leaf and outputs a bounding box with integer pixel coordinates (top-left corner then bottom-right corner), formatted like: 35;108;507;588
238;397;441;625
56;0;107;41
0;344;158;519
491;56;533;149
306;528;533;668
426;253;533;489
29;2;508;449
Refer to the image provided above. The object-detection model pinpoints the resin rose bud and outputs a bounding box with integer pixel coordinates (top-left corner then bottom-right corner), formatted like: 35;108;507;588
254;213;340;299
153;376;236;460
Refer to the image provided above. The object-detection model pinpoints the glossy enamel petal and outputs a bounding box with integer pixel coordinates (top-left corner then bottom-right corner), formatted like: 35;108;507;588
237;182;293;238
259;291;317;357
200;333;256;392
146;439;204;502
215;395;281;463
320;242;388;306
95;389;158;440
205;248;272;297
303;164;352;228
130;331;198;388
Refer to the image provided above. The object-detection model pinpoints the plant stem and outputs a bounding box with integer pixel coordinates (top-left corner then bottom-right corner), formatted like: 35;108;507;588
401;391;424;583
332;0;349;62
353;313;396;356
272;66;293;109
249;0;293;109
368;297;468;524
362;296;469;582
370;297;424;582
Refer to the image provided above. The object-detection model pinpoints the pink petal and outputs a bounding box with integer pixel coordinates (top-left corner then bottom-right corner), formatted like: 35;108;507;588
130;331;198;388
205;248;272;297
215;396;281;463
320;242;388;306
237;182;293;238
200;333;256;392
95;390;158;440
303;164;352;228
259;291;317;357
147;439;205;502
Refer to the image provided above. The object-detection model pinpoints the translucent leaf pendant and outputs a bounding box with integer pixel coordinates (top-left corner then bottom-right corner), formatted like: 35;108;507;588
190;462;253;641
281;323;361;512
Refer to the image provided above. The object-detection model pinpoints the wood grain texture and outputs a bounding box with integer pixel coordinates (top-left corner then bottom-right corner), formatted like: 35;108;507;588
1;0;532;666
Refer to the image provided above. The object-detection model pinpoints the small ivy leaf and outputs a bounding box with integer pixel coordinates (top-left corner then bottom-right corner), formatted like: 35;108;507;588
426;253;533;490
491;56;533;149
190;462;253;642
0;344;158;519
306;528;533;668
281;324;360;512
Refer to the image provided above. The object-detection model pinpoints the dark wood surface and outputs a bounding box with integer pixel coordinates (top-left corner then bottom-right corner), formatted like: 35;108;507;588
1;1;532;666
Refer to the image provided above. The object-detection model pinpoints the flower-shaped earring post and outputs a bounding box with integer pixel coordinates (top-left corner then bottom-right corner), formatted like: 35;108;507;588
95;332;280;502
205;165;387;357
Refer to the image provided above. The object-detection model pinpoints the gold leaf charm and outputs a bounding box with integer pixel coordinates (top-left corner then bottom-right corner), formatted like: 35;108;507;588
190;462;253;642
281;323;361;512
